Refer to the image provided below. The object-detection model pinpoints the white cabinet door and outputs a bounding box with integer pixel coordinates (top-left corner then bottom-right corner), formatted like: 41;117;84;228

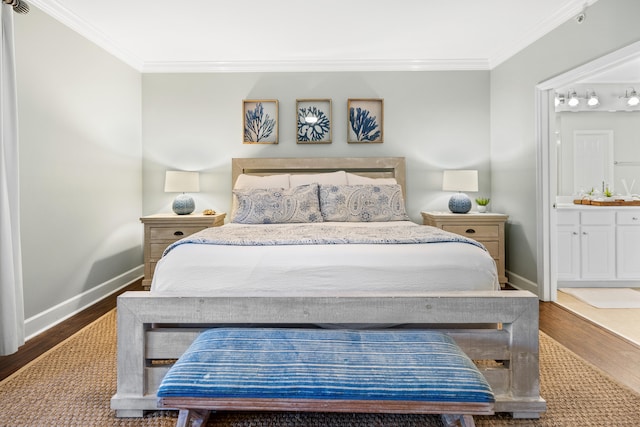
557;225;580;280
616;211;640;279
617;227;640;278
580;225;615;279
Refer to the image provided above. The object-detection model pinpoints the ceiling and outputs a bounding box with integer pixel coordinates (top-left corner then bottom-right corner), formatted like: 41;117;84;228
27;0;600;73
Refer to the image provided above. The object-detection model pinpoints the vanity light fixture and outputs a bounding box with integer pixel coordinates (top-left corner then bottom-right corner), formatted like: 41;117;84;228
586;90;600;108
567;91;580;107
624;88;640;107
554;93;565;107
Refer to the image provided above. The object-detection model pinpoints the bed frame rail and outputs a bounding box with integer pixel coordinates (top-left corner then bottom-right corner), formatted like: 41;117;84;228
110;291;546;419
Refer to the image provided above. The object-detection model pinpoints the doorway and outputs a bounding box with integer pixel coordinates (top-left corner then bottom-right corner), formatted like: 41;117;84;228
535;40;640;302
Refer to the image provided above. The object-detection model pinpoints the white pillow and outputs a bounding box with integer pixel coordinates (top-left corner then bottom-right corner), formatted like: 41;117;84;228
346;172;397;185
289;171;348;187
234;173;290;189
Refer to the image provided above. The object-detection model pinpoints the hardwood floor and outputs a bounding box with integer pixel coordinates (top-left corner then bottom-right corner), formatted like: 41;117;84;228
0;279;144;381
2;283;640;396
539;300;640;394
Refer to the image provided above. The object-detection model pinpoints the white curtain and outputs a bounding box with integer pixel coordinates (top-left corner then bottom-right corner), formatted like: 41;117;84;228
0;3;24;356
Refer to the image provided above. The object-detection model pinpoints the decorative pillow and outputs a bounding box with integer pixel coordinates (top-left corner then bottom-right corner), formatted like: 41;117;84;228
232;174;292;218
289;171;348;187
346;172;397;185
319;184;410;222
232;184;323;224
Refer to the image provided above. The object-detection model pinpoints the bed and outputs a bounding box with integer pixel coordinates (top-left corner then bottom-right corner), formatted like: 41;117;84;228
111;157;545;419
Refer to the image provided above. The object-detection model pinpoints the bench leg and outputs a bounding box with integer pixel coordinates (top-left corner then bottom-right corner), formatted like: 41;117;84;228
176;409;211;427
441;414;476;427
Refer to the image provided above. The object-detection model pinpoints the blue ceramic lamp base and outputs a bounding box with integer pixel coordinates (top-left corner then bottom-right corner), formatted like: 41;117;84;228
172;193;195;215
449;193;472;214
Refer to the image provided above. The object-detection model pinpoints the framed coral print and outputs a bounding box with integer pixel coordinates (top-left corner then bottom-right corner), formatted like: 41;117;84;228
347;98;384;143
243;100;278;144
296;99;332;144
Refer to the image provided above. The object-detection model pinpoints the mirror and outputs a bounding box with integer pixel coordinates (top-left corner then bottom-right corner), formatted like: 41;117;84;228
553;76;640;198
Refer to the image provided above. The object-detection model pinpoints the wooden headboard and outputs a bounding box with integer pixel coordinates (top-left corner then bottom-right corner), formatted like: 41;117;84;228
231;157;407;196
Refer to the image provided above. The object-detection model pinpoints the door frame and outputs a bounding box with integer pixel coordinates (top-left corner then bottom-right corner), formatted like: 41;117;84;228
535;40;640;301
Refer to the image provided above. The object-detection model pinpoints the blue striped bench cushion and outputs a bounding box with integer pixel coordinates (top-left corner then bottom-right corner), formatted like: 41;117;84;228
157;328;494;404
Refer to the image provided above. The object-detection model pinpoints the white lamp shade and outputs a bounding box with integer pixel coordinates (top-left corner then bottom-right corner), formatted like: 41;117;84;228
164;171;200;193
442;170;478;192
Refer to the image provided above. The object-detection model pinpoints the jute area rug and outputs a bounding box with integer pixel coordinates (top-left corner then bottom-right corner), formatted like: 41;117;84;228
1;311;640;426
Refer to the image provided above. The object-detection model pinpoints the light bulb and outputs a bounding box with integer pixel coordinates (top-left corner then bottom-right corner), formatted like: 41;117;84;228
567;92;580;107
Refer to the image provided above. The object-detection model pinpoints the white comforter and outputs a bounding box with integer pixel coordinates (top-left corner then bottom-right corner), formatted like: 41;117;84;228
151;221;500;296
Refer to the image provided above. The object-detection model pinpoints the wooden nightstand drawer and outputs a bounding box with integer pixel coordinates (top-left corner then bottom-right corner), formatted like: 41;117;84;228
481;240;499;258
150;226;207;241
442;225;499;239
150;242;173;260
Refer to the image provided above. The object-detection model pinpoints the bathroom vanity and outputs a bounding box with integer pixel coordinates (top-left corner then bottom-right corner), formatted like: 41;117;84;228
556;204;640;285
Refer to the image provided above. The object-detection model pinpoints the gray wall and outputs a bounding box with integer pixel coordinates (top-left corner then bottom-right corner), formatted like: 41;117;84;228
490;0;640;288
142;71;491;223
15;8;142;330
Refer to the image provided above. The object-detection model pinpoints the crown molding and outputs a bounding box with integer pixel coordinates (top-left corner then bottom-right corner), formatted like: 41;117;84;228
28;0;144;70
140;59;490;73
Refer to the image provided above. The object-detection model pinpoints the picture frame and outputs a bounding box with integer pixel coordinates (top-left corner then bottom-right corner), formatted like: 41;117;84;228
243;100;278;144
296;99;332;144
347;98;384;143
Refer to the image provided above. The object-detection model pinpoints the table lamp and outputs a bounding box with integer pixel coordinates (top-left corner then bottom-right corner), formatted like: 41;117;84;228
442;170;478;213
164;171;200;215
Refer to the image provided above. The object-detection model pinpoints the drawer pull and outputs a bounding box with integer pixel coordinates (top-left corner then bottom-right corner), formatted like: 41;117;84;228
174;231;184;236
465;229;476;234
633;217;639;221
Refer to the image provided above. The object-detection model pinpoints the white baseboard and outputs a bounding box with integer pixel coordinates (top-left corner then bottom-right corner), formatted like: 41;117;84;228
24;265;143;340
506;270;542;298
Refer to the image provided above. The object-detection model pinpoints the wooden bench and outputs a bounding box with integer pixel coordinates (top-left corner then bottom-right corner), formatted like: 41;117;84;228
157;328;495;427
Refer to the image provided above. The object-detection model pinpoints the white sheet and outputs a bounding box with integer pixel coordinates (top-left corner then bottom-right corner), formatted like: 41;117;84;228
151;222;500;296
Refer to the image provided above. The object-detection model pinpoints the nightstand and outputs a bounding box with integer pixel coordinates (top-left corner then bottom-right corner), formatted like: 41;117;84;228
140;212;226;290
421;211;508;286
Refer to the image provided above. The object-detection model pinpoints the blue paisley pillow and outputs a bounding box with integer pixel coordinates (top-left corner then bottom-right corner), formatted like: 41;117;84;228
319;184;410;222
232;184;323;224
